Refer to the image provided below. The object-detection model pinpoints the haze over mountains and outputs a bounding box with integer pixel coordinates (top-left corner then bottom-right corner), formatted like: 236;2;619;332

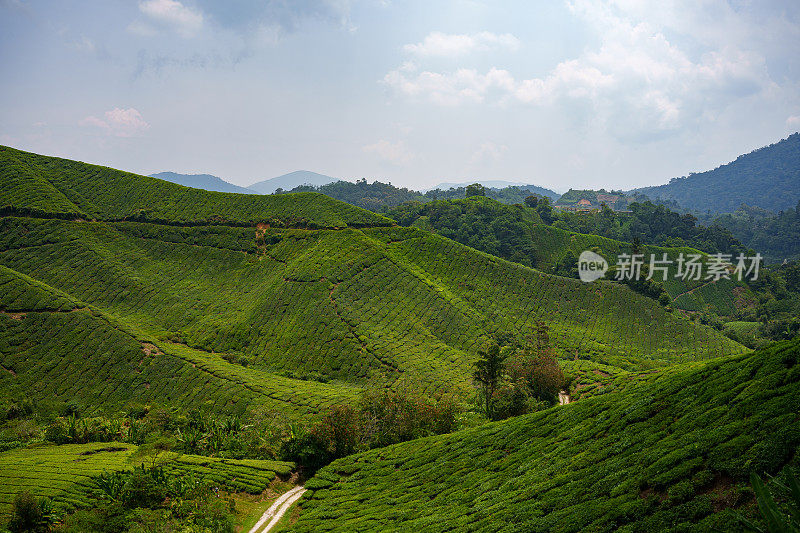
248;170;341;195
149;133;799;217
633;133;800;214
149;172;254;195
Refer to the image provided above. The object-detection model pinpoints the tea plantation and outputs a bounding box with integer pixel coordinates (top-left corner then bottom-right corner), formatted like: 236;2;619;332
0;149;748;420
0;148;776;530
293;338;800;532
0;214;744;416
0;145;390;228
0;442;293;517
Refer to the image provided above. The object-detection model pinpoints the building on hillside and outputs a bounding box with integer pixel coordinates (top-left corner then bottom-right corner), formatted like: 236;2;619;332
596;193;619;204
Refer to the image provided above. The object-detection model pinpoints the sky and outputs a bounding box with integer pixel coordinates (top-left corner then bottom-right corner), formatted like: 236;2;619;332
1;0;799;192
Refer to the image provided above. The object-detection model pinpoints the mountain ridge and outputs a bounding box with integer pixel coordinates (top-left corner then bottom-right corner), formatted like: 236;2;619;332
248;170;341;195
150;171;253;194
633;132;800;213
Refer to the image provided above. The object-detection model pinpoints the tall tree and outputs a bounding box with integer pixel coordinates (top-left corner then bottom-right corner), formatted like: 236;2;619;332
472;342;506;419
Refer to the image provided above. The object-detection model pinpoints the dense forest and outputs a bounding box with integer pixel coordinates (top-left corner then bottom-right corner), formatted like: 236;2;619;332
277;181;558;211
275;179;424;211
634;132;800;213
710;201;800;263
553;202;749;256
387;196;750;265
423;184;559;203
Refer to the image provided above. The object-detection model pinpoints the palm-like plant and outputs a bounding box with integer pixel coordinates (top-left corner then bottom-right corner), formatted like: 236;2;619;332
739;470;800;533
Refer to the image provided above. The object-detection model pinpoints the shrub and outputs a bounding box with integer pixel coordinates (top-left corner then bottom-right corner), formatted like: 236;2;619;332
7;492;54;533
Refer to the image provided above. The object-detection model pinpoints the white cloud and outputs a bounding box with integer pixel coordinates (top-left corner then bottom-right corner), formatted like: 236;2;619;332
363;140;414;165
131;0;203;38
80;108;150;138
384;1;774;141
383;63;516;106
69;36;96;54
404;31;520;57
787;115;800;129
469;142;509;165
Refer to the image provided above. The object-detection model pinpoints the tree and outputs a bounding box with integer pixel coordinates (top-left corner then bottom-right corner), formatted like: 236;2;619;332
472;342;506;419
536;197;555;224
507;322;565;404
466;183;486;197
524;195;539;208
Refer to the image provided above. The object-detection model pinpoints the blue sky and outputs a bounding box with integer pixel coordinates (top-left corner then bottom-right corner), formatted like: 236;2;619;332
1;0;798;191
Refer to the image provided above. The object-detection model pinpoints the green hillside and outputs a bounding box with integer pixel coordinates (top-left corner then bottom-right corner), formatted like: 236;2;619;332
388;196;757;318
0;148;748;423
0;442;293;517
293;338;800;532
634;132;800;214
0;145;390;228
0;214;745;414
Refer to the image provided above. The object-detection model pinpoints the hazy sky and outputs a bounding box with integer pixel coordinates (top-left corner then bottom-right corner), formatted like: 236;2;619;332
1;0;798;191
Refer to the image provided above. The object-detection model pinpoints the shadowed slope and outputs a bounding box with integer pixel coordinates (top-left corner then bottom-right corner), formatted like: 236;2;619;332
293;339;800;532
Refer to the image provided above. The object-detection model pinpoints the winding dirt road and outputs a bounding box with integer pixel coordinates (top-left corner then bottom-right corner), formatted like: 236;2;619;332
248;485;307;533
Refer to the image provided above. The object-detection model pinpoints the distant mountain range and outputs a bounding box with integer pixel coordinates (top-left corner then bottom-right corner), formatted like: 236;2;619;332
248;170;340;195
149;172;253;194
150;132;799;215
633;132;800;214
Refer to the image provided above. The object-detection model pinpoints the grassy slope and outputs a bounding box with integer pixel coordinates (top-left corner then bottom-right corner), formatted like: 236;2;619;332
0;145;390;228
399;196;755;317
293;339;800;532
0;442;293;517
527;223;755;317
0;216;744;407
0;262;360;418
0;148;745;420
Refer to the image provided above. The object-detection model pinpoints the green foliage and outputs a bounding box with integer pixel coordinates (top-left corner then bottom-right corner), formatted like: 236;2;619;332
739;469;800;533
465;183;486;197
472;342;506;419
0;442;293;518
387;195;756;317
634;132;800;214
281;389;458;471
277;178;425;211
424;184;559;204
293;339;800;532
0;145;391;229
7;492;54;533
555;200;747;256
713;201;800;264
0;210;745;423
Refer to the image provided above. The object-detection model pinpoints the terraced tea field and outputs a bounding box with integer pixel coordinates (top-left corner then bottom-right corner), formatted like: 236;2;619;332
293;338;800;532
0;145;390;228
0;146;746;420
0;216;745;414
0;443;293;518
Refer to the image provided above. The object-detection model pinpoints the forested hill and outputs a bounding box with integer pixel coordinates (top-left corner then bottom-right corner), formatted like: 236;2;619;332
277;180;558;211
277;179;425;211
634;132;800;213
0;146;391;228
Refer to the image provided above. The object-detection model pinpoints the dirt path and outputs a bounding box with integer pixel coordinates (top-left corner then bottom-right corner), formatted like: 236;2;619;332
671;278;718;301
248;486;306;533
